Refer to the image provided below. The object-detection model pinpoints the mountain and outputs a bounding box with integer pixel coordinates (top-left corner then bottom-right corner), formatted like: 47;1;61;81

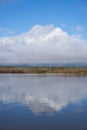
0;63;87;68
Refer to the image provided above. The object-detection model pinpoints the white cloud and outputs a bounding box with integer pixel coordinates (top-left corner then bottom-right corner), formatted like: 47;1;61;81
75;25;84;32
0;24;87;64
60;23;68;28
0;28;14;37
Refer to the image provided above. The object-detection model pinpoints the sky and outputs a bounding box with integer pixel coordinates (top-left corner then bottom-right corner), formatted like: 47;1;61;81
0;0;87;64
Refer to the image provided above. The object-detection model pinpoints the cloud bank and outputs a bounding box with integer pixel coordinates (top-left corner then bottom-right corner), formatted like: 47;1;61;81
0;24;87;64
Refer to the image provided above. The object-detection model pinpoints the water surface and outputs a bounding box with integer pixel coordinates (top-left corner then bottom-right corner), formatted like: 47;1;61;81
0;74;87;130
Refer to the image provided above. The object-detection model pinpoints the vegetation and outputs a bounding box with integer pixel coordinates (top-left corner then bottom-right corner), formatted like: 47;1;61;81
0;67;87;76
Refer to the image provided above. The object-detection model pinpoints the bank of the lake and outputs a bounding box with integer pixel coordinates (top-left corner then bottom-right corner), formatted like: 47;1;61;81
0;67;87;76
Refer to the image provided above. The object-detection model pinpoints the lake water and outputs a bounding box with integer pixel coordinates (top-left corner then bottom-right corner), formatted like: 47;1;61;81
0;74;87;130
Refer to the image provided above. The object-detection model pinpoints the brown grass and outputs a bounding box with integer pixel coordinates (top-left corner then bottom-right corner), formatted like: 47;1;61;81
0;67;87;76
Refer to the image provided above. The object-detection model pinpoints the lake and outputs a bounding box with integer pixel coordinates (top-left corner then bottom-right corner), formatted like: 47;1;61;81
0;74;87;130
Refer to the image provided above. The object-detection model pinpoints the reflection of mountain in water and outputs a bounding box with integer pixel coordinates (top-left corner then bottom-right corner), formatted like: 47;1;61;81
0;74;87;114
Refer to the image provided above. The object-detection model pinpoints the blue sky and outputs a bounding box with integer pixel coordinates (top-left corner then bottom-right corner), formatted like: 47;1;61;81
0;0;87;36
0;0;87;64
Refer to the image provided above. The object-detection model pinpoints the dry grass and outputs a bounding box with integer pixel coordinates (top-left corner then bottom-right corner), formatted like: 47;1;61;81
0;67;87;76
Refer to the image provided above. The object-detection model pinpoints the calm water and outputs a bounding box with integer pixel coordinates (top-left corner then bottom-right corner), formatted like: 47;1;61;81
0;74;87;130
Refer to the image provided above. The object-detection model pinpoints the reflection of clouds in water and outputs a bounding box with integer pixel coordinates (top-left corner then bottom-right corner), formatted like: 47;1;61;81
0;75;87;114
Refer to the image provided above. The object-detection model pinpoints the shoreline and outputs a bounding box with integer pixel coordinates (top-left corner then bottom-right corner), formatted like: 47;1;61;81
0;67;87;76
